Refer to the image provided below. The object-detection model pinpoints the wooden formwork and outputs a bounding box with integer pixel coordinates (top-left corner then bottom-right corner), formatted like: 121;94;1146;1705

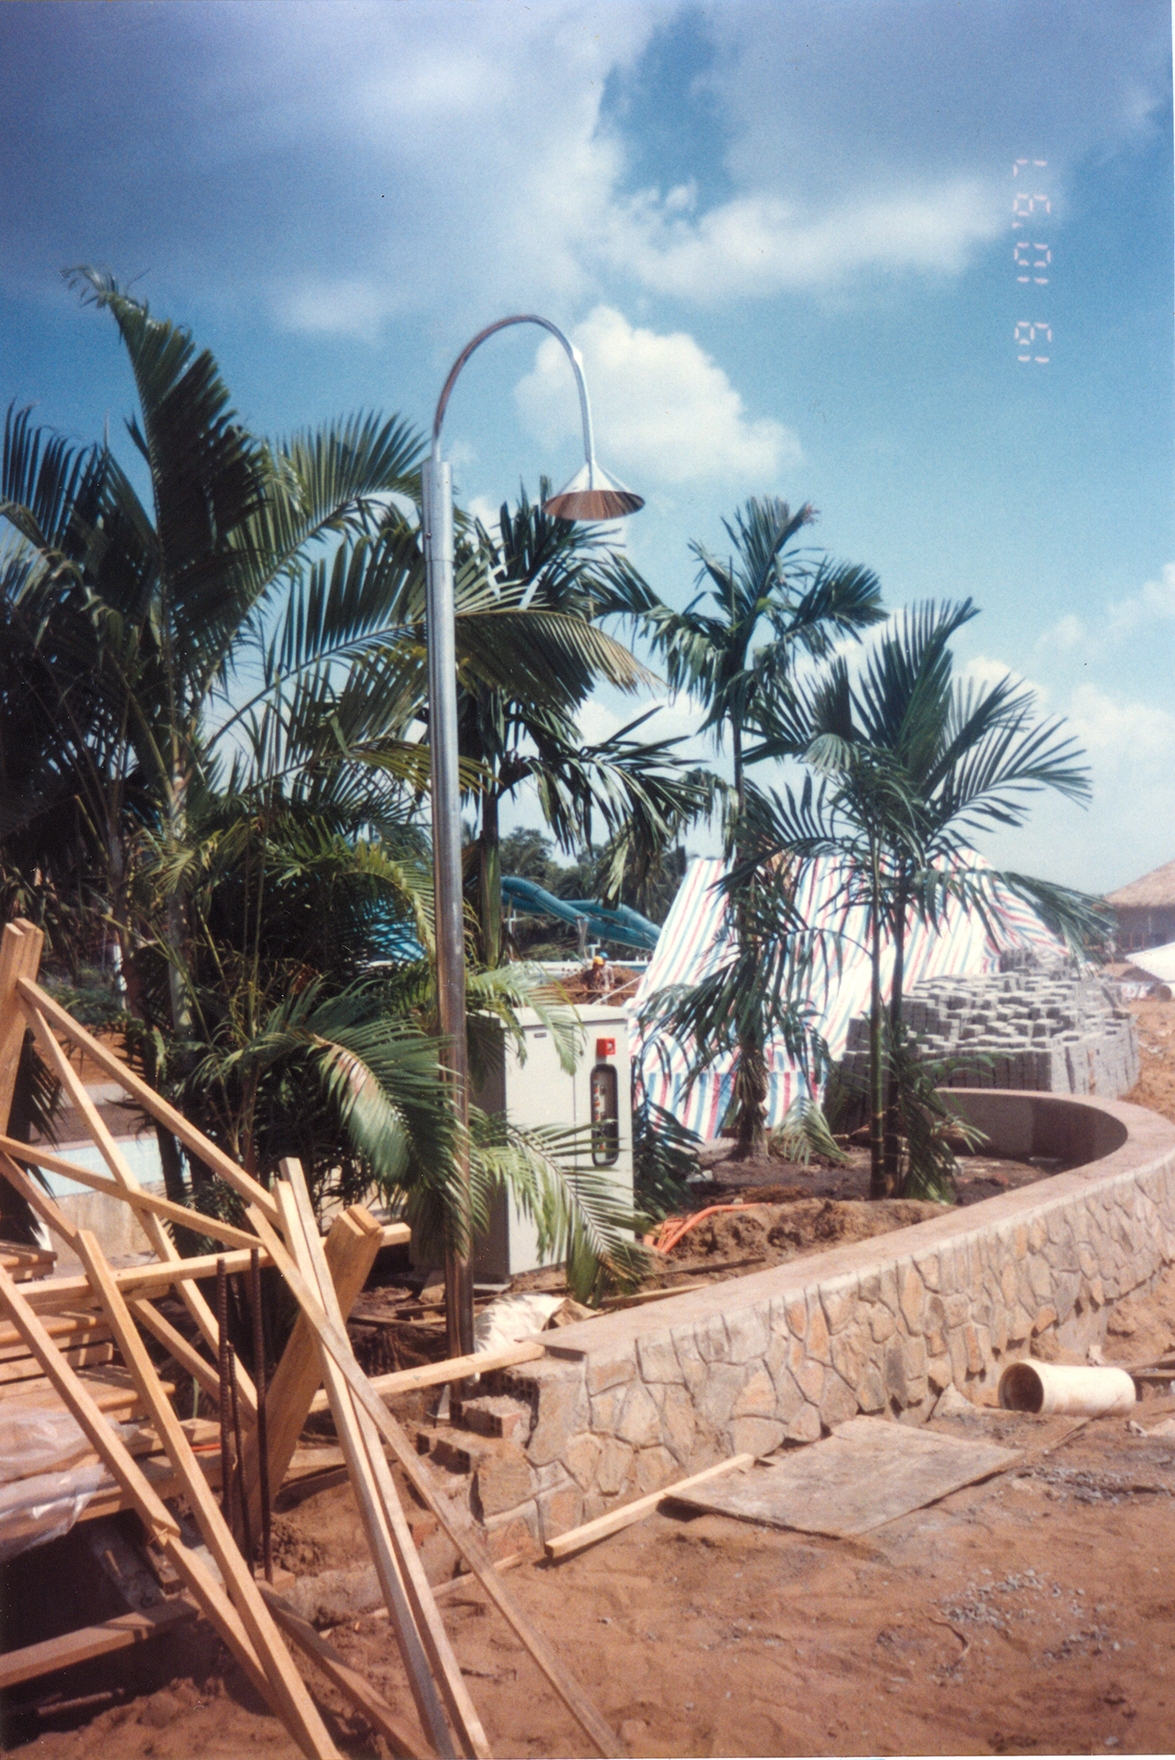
0;920;617;1758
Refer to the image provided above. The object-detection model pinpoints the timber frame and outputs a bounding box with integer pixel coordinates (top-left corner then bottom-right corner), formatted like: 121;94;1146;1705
0;920;616;1758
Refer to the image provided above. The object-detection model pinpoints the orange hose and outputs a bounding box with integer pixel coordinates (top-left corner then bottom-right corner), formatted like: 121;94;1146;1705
649;1201;754;1256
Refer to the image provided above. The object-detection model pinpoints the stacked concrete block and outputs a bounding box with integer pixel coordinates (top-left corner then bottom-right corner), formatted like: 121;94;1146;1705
836;967;1138;1101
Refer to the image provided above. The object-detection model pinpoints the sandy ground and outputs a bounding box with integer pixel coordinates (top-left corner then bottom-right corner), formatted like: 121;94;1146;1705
5;1271;1175;1760
3;994;1175;1758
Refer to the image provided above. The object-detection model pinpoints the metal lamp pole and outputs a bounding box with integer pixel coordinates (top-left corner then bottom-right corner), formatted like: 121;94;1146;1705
421;315;643;1361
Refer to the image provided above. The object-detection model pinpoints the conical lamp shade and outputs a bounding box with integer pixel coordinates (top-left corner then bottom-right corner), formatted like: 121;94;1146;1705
542;461;644;522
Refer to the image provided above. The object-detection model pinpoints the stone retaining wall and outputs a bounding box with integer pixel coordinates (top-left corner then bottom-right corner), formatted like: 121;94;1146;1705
472;1092;1175;1551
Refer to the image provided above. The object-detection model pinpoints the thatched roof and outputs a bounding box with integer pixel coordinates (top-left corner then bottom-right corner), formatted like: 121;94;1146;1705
1106;857;1175;909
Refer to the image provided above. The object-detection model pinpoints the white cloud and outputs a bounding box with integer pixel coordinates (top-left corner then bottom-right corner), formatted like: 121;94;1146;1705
1036;564;1175;656
602;179;1005;303
1066;681;1175;764
1035;613;1086;653
1106;562;1175;640
515;306;799;487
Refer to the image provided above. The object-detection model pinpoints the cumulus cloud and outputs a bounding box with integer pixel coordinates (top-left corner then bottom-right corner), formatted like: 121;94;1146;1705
514;306;799;487
602;179;1005;302
1036;564;1175;654
4;3;1166;336
1106;562;1175;639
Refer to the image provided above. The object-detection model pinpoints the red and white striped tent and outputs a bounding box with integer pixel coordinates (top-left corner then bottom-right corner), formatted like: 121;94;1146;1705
629;855;1065;1139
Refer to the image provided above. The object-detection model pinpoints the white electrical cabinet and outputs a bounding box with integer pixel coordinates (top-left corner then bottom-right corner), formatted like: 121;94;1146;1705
472;1003;634;1279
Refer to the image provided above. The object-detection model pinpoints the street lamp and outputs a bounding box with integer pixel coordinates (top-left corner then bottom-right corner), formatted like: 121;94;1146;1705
421;315;643;1361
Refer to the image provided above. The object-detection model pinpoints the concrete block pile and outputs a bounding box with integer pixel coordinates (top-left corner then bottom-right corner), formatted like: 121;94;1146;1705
838;967;1139;1097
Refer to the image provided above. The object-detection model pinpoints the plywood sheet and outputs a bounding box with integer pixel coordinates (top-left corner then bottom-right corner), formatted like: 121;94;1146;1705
673;1415;1019;1537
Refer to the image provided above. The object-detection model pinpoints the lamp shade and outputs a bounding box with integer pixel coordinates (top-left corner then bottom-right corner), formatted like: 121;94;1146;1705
542;461;644;522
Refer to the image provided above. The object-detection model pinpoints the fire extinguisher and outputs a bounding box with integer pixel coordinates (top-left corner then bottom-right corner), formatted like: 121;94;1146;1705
590;1037;620;1167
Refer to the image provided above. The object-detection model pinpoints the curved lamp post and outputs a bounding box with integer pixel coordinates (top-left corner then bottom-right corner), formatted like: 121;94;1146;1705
422;315;643;1361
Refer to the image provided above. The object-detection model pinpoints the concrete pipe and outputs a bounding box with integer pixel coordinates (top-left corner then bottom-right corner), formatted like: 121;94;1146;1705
998;1360;1137;1416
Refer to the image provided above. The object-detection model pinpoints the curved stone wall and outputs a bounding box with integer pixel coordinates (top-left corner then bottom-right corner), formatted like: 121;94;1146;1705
478;1092;1175;1549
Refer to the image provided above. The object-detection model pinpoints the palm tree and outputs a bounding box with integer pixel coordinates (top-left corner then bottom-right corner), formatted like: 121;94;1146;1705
637;497;885;1153
751;599;1106;1197
0;276;655;1288
454;487;711;966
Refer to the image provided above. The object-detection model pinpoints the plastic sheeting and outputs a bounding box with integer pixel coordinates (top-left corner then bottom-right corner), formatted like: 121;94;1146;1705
0;1460;110;1563
0;1408;143;1563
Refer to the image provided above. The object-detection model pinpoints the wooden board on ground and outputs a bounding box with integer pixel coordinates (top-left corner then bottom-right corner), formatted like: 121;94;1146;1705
671;1415;1020;1537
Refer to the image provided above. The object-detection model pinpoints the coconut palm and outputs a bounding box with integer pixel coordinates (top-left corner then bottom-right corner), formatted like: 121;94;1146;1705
749;599;1107;1197
634;497;885;1153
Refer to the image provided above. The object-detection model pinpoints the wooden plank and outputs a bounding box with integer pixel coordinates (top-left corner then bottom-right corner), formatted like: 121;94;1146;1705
0;1310;110;1353
0;1340;113;1383
0;1148;82;1251
128;1296;220;1401
542;1453;758;1560
241;1194;617;1759
0;922;43;1133
307;1339;547;1416
261;1586;430;1760
282;1164;491;1760
19;1000;257;1418
672;1415;1021;1538
0;1598;196;1691
74;1228;343;1760
0;1258;182;1538
18;979;282;1227
274;1180;458;1760
245;1207;382;1534
0;1134;264;1253
24;1247;275;1314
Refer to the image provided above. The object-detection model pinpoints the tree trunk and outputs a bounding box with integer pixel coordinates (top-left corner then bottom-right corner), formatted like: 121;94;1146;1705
883;883;908;1196
868;856;887;1199
479;786;502;969
729;724;767;1158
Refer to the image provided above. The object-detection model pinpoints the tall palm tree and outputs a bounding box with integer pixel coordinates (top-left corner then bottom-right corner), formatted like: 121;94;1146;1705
752;599;1106;1196
637;497;885;1153
0;277;655;1287
451;488;710;966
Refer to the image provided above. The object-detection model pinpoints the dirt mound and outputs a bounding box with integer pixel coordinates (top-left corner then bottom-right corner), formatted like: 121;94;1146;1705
666;1195;949;1267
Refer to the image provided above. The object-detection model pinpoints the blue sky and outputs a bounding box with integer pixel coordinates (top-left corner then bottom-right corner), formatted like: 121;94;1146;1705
1;0;1172;896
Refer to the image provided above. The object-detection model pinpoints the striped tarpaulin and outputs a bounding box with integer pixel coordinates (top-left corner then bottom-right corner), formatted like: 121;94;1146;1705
630;855;1065;1139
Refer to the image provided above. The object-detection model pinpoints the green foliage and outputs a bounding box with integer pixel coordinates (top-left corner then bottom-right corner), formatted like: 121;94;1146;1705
768;1093;848;1167
632;497;884;1153
631;1096;702;1221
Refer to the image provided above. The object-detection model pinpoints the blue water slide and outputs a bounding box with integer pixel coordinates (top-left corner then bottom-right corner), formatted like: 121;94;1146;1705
501;875;659;951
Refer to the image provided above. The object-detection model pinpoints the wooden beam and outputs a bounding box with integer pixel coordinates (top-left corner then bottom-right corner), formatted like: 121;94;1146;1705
307;1339;546;1416
24;1248;275;1314
543;1454;756;1560
128;1296;221;1401
0;922;43;1133
261;1586;430;1760
244;1207;382;1535
274;1180;457;1760
0;1134;265;1253
245;1187;616;1758
18;979;282;1227
19;999;257;1417
0;1257;181;1539
0;1340;113;1384
282;1164;491;1760
0;1598;196;1691
75;1228;342;1760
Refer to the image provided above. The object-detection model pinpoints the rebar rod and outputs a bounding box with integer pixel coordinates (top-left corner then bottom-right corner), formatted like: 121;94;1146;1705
250;1247;273;1582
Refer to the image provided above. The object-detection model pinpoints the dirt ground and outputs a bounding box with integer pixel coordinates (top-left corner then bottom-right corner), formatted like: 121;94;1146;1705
3;992;1175;1758
5;1263;1175;1760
